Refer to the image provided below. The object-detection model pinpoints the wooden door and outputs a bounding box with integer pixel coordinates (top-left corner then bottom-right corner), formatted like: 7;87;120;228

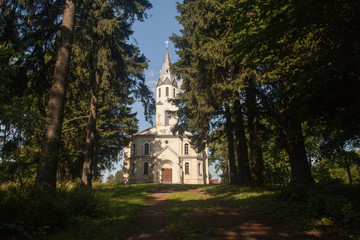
162;168;172;183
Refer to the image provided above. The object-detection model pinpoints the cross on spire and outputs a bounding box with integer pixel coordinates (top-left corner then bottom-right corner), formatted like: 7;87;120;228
165;40;169;48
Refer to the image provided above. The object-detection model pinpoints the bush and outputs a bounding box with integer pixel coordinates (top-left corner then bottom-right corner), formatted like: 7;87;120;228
280;184;360;236
0;183;104;239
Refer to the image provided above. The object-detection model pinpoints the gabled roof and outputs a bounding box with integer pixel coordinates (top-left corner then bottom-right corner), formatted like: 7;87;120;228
163;77;172;85
155;146;179;159
156;78;162;87
135;126;157;136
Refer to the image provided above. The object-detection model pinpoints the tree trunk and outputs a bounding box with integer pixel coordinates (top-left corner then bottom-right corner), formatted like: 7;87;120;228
341;148;353;185
225;104;238;184
246;78;265;186
284;116;314;185
91;135;99;182
233;99;252;185
82;71;100;187
35;0;76;193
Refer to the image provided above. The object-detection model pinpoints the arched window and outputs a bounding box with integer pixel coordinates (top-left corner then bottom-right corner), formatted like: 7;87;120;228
132;143;136;156
159;88;161;98
166;87;169;97
143;162;149;175
185;162;190;175
173;88;176;97
144;143;150;155
184;143;189;155
165;111;170;125
198;162;202;176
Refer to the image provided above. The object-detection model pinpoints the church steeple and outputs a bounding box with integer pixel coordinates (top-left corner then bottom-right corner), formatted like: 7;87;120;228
156;43;178;126
157;42;175;87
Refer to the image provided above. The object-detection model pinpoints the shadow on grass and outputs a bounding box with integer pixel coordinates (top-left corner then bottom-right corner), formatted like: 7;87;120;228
162;187;323;240
191;184;359;239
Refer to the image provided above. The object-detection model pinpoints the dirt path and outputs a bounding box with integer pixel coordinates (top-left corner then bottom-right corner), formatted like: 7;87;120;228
125;186;324;240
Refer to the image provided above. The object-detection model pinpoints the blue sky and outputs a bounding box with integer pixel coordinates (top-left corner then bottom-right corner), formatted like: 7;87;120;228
130;0;181;130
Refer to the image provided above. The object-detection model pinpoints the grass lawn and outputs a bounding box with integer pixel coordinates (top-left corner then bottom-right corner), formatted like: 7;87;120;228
2;183;359;239
165;184;360;239
44;183;151;240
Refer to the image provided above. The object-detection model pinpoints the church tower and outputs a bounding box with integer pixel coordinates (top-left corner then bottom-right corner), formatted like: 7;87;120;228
123;43;209;185
155;43;178;126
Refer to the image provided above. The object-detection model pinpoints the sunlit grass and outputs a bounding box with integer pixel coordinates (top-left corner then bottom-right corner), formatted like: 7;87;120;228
167;191;206;201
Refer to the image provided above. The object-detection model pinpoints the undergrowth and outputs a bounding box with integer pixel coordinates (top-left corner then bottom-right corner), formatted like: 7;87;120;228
0;182;150;240
0;182;102;239
203;184;360;239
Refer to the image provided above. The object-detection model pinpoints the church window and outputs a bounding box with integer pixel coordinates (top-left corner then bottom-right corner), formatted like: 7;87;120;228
143;162;149;175
184;143;189;155
165;111;170;125
130;162;135;175
173;88;176;97
144;143;150;155
159;88;161;97
166;87;169;97
198;162;202;176
185;162;190;175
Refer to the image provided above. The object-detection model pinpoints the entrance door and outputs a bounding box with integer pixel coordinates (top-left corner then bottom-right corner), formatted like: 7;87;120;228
162;168;172;183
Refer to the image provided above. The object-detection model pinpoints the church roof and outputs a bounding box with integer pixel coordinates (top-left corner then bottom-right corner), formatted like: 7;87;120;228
157;78;162;86
163;77;172;85
155;146;179;159
135;126;157;136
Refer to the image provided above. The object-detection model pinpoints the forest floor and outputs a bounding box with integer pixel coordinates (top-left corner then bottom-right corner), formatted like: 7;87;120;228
125;185;329;240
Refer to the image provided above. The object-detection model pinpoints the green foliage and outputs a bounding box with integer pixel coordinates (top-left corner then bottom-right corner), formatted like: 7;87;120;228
1;0;153;184
208;127;229;183
45;183;151;240
0;183;103;239
313;155;360;185
171;0;360;186
106;170;124;184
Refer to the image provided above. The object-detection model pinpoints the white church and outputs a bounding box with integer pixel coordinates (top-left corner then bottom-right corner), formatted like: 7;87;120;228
123;45;209;184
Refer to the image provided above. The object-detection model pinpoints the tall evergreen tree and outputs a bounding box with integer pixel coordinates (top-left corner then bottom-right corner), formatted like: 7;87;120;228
35;0;76;193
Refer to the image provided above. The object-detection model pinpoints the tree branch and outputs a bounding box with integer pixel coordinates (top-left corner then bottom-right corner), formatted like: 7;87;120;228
62;115;89;125
62;123;88;133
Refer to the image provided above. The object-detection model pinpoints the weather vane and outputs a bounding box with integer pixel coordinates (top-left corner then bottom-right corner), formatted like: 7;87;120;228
165;40;169;48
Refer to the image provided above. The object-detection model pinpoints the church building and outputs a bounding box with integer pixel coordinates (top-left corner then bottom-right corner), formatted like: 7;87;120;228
123;45;209;184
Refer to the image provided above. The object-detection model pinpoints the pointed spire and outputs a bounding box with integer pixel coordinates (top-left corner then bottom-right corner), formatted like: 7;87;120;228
162;44;171;65
159;41;175;86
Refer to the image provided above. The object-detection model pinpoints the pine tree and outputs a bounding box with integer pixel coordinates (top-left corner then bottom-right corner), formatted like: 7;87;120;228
35;0;76;193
